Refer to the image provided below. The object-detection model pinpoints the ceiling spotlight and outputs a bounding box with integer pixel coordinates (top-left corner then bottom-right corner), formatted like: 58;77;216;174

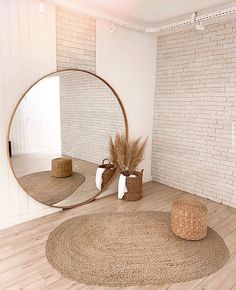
191;12;197;23
110;22;116;33
196;21;204;31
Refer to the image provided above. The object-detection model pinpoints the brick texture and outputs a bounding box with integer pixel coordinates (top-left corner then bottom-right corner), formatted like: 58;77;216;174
56;7;96;72
152;19;236;208
59;71;125;164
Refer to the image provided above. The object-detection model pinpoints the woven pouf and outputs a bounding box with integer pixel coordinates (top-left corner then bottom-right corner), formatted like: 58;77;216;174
171;199;208;241
51;158;72;178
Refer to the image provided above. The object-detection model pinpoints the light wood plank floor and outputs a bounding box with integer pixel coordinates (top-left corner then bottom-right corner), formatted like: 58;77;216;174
1;181;236;290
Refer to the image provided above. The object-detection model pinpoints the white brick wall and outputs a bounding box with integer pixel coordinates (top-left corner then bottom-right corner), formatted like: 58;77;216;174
59;71;125;164
152;19;236;208
56;7;96;72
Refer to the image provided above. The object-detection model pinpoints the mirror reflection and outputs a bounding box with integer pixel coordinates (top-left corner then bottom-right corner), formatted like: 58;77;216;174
9;70;126;208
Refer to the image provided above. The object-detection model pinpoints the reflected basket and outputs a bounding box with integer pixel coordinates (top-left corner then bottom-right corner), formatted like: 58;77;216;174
98;159;116;190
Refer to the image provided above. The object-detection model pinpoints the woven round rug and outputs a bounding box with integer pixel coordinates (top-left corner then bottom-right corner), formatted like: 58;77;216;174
18;171;86;205
46;211;229;287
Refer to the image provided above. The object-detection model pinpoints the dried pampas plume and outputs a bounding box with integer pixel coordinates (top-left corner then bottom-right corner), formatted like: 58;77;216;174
109;133;147;175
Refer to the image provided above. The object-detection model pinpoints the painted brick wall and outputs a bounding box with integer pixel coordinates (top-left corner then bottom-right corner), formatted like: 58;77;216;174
56;7;96;72
152;19;236;207
59;71;125;164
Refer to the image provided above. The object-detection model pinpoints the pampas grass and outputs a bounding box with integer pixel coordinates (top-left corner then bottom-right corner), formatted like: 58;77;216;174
109;134;147;176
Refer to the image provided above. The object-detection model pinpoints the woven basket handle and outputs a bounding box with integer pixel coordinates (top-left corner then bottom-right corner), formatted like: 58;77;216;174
102;158;110;165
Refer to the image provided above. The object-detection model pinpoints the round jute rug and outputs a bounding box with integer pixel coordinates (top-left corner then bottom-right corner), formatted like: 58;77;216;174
18;171;86;206
46;211;229;287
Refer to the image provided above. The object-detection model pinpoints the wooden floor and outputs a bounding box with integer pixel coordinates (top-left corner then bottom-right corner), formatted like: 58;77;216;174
1;181;236;290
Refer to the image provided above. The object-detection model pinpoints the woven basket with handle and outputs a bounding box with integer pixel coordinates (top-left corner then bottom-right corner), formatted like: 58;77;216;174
122;170;143;201
98;159;116;190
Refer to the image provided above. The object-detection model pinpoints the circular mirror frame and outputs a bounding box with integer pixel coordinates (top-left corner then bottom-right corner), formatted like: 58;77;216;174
7;69;129;209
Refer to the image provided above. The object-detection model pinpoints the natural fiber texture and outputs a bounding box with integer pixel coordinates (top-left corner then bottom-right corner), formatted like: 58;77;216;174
18;171;85;205
51;158;72;178
46;211;229;287
171;199;208;240
123;170;143;201
109;134;147;175
101;166;116;189
98;159;117;189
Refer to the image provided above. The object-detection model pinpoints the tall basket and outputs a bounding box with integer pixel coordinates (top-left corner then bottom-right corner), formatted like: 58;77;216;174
123;170;143;201
98;159;116;189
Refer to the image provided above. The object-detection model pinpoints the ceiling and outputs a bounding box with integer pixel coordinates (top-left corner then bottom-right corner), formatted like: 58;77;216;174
68;0;235;27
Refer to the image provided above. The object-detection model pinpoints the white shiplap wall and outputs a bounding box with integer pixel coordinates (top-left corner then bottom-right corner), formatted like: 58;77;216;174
0;0;60;229
10;76;61;155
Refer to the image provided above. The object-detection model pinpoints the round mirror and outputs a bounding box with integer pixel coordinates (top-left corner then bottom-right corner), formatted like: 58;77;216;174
8;69;128;209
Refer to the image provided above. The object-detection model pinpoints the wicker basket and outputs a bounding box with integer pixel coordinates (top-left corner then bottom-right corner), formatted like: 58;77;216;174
171;199;208;241
51;158;72;178
122;170;143;202
98;159;116;190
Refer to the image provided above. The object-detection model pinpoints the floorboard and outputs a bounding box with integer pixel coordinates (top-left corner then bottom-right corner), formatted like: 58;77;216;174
0;181;236;290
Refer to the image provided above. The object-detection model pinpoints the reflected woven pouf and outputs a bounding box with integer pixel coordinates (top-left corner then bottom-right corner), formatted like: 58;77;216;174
51;158;72;178
171;199;208;241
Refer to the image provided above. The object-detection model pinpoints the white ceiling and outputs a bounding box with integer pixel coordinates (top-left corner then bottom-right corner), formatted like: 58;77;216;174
68;0;235;26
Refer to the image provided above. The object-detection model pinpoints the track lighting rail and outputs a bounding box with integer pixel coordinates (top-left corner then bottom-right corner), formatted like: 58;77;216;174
46;1;236;34
146;6;236;33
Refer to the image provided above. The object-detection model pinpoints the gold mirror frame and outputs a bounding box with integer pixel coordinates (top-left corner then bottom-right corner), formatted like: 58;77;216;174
7;69;129;209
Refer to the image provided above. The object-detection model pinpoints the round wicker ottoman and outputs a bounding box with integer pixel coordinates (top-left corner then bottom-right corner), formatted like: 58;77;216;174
171;199;208;241
51;158;72;178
